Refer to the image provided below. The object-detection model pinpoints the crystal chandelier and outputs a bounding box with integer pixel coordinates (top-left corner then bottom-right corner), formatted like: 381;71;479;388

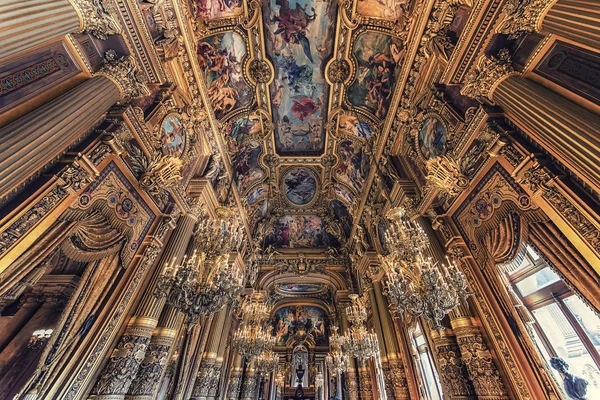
231;291;276;359
381;207;470;330
255;350;279;374
325;326;349;377
315;371;324;388
342;294;380;362
156;251;243;325
155;208;245;325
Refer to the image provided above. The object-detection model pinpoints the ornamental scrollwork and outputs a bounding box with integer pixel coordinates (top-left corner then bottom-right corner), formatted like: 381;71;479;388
460;49;515;102
497;0;556;40
70;0;122;40
98;50;150;100
425;155;469;197
455;329;508;397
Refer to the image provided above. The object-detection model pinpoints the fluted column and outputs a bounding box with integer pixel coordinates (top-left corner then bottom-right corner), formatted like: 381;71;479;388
499;0;600;51
90;213;197;399
227;354;243;400
0;56;147;203
461;53;600;194
191;307;228;399
0;0;120;60
430;329;477;400
372;281;409;400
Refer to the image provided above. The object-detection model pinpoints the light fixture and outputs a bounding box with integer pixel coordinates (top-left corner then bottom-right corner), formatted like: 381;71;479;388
325;326;350;377
381;207;470;330
342;295;380;362
155;208;245;325
231;291;276;360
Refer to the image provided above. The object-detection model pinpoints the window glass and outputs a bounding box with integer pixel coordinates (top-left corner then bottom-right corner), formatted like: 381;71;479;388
411;323;443;400
515;267;560;296
533;303;600;398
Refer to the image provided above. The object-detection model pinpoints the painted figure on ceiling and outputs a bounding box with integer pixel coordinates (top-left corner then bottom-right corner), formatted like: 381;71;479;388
271;0;316;61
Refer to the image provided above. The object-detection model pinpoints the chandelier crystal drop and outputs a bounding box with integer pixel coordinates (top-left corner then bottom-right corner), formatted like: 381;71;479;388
231;291;276;360
381;207;470;330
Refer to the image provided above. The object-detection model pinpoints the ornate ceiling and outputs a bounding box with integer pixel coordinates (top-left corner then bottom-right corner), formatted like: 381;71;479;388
192;0;423;253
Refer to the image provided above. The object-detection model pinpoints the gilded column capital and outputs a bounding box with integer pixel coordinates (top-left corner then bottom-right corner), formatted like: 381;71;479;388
460;49;517;102
68;0;122;40
96;51;150;100
497;0;557;39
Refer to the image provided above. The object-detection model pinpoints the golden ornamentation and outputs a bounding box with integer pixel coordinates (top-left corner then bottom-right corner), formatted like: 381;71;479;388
69;0;122;40
327;59;351;84
97;50;150;100
460;49;516;102
497;0;557;39
426;155;469;196
248;59;273;84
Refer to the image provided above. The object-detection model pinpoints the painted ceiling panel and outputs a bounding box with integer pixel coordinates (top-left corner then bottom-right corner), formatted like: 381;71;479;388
263;0;337;155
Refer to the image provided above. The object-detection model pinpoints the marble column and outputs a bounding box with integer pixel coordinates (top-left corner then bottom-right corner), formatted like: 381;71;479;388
0;56;146;203
500;0;600;51
0;0;120;60
89;213;197;400
461;53;600;194
240;361;257;400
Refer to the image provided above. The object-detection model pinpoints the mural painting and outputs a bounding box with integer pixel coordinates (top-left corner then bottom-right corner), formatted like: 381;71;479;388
356;0;408;20
263;0;337;155
249;199;269;237
284;167;317;205
337;114;373;138
279;284;323;293
160;115;185;157
195;0;244;20
225;116;261;145
273;305;328;346
333;182;355;208
264;215;340;248
247;183;267;205
347;32;405;119
197;32;252;119
331;199;353;238
335;140;370;194
419;117;447;159
234;140;264;193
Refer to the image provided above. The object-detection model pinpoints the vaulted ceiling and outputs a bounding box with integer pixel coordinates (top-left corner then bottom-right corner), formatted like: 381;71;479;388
193;0;419;253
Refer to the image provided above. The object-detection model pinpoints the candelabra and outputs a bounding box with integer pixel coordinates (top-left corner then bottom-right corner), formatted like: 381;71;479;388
381;207;469;330
231;291;276;359
256;350;279;400
315;371;324;388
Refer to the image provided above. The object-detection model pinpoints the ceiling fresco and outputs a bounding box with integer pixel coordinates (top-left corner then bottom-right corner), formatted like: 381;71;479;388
193;0;424;251
263;0;337;156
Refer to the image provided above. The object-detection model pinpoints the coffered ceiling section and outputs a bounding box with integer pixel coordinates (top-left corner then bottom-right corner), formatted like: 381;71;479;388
193;0;417;249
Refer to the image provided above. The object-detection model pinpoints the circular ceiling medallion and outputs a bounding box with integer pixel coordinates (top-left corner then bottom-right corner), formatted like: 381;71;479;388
283;167;317;206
